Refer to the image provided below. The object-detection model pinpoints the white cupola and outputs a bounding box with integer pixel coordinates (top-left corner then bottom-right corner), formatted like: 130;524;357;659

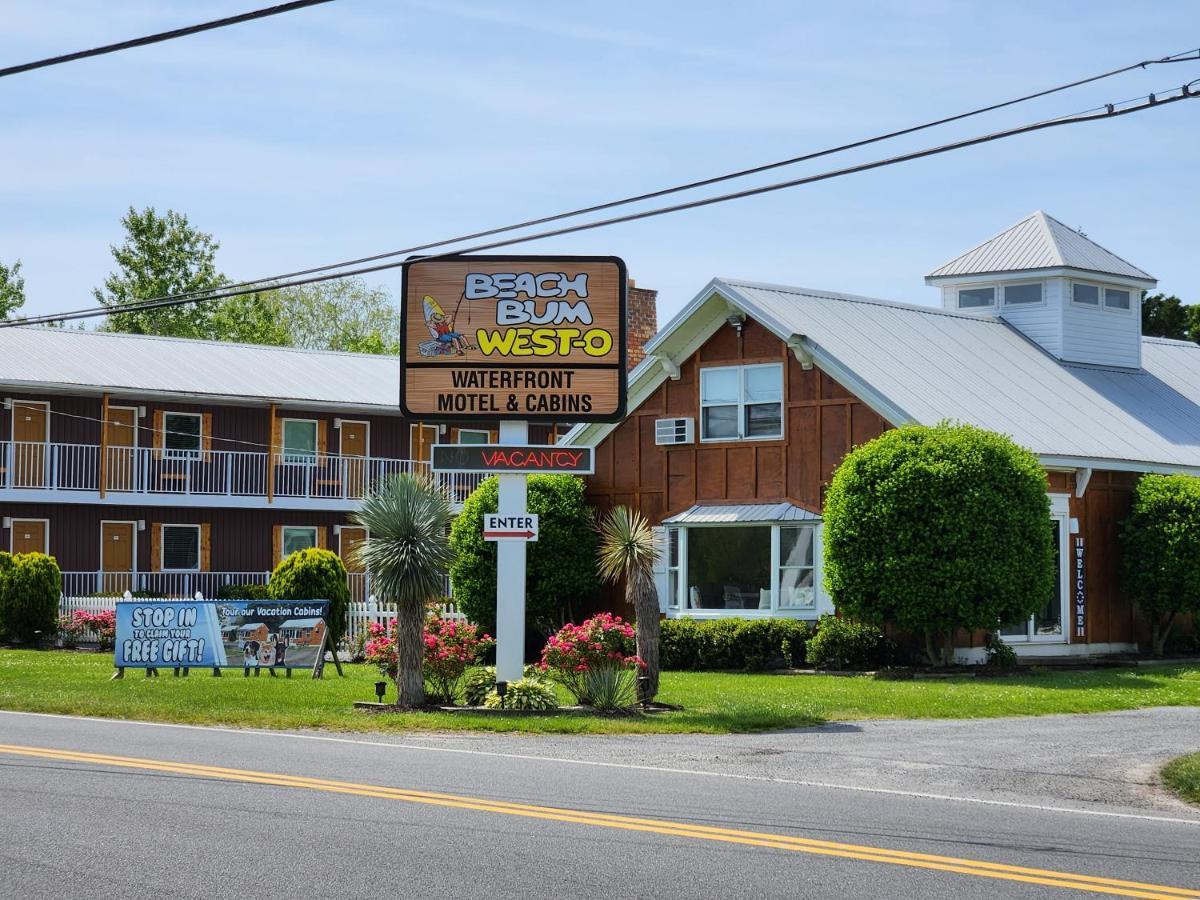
925;211;1157;369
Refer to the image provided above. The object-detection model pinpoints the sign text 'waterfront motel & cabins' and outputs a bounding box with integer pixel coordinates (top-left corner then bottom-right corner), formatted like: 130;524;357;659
565;212;1198;660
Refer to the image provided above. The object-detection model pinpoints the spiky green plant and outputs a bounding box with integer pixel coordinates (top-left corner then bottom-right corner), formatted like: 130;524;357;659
352;473;455;707
597;506;661;702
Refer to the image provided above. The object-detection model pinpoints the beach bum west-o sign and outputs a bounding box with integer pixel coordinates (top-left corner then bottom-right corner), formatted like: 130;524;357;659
400;256;627;422
114;600;331;670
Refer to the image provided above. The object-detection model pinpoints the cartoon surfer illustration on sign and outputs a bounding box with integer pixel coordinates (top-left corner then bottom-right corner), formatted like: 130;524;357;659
419;294;472;357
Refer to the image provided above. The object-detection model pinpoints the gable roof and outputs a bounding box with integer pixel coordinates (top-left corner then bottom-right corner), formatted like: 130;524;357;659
925;211;1155;283
564;278;1200;474
0;327;401;410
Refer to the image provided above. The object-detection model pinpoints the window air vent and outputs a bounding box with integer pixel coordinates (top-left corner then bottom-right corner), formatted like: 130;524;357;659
655;417;694;446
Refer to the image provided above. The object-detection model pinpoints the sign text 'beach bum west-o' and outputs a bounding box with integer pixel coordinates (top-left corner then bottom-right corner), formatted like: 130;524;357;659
400;256;627;422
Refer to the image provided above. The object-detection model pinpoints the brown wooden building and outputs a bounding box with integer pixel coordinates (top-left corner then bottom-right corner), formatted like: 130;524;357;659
566;214;1195;659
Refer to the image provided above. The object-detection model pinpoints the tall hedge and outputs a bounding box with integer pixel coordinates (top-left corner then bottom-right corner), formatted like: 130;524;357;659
1121;473;1200;655
823;422;1053;665
0;551;13;640
449;474;598;636
267;548;351;645
0;552;62;644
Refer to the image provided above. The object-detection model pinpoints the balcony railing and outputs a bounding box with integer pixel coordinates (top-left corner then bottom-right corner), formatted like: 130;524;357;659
0;441;484;507
61;570;387;603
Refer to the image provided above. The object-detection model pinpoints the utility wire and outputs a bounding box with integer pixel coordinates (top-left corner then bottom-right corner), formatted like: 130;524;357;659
40;46;1200;317
8;81;1198;329
0;0;334;79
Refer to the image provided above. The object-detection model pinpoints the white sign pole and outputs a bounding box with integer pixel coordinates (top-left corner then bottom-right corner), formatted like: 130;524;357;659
494;420;528;685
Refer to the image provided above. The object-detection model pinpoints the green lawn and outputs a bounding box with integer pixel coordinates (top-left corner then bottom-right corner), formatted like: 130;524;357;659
1162;753;1200;805
1;650;1199;734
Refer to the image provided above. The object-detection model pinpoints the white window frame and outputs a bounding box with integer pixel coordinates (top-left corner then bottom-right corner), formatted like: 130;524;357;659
163;411;202;458
777;524;819;613
161;523;202;573
956;286;996;310
1103;286;1133;314
281;418;319;465
456;428;491;445
665;529;681;611
1070;280;1103;309
1001;281;1045;307
699;362;784;443
999;494;1071;644
281;525;319;559
666;521;827;619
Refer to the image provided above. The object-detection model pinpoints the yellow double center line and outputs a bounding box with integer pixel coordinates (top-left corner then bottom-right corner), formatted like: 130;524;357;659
2;743;1196;899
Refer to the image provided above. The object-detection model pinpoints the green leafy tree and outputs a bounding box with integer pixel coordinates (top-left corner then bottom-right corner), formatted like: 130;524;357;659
597;506;661;700
267;278;400;353
209;291;292;346
1141;294;1189;340
0;552;61;644
1121;474;1200;656
0;258;25;319
450;475;598;638
95;206;227;338
352;473;456;707
823;422;1053;666
267;548;352;673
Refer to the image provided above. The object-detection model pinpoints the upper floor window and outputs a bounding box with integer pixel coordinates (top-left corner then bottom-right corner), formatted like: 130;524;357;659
957;287;995;309
164;412;202;457
1003;282;1043;305
457;429;490;445
162;524;200;571
699;363;783;441
1104;288;1131;311
1071;282;1101;307
282;419;318;464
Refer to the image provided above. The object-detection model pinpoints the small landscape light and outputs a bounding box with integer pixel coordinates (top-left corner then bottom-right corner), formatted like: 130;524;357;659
495;680;508;709
374;681;387;703
638;675;651;709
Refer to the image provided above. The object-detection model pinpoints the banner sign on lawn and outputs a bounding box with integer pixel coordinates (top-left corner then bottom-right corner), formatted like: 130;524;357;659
114;600;331;670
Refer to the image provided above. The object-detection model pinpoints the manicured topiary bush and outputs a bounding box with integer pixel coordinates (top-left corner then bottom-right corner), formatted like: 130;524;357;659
267;548;351;648
1121;474;1200;656
658;618;810;671
1;552;62;644
823;422;1053;666
450;474;598;635
806;615;893;671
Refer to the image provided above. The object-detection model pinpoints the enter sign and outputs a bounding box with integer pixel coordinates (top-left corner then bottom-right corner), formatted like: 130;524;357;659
483;514;539;542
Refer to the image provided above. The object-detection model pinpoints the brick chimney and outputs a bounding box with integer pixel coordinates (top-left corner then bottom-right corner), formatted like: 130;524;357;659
626;278;658;370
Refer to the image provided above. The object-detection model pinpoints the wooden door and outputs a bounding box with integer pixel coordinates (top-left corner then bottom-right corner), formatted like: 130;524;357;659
410;423;437;471
12;401;48;488
101;522;135;594
339;526;368;601
340;422;368;497
11;520;47;555
106;407;137;492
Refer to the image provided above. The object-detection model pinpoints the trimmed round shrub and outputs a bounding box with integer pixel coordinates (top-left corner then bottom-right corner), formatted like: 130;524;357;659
1;552;62;644
806;615;893;671
450;474;598;636
267;548;351;646
824;422;1053;665
659;618;810;671
484;677;558;711
1121;473;1200;656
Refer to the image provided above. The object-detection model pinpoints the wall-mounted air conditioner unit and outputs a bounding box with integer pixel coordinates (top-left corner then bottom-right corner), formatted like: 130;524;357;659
655;417;694;446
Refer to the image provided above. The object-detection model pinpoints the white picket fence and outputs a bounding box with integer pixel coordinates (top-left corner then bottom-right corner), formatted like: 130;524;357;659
57;594;469;654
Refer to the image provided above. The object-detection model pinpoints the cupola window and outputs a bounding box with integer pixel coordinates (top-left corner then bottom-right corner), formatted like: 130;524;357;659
1071;283;1101;306
1003;282;1043;305
1104;288;1131;311
957;287;995;309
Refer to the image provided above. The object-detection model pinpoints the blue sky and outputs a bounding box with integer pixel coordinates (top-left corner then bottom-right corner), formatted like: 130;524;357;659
1;1;1197;325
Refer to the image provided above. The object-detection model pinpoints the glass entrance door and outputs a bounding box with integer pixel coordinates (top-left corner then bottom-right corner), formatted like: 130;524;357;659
1000;513;1067;642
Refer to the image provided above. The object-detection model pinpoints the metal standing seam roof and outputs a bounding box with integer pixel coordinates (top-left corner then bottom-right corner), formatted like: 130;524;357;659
714;279;1200;469
279;618;324;628
0;326;401;408
663;502;821;524
925;211;1155;282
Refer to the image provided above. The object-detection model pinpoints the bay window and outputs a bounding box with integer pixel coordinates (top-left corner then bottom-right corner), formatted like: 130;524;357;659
699;363;783;441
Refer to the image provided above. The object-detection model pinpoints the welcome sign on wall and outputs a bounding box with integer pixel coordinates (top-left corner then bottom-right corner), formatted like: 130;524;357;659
400;255;627;422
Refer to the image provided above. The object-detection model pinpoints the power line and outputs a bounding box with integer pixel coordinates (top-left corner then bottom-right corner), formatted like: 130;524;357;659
8;81;1198;329
0;0;334;79
63;46;1200;317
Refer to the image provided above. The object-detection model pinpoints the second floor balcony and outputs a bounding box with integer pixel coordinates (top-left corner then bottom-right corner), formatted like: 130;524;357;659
0;440;483;510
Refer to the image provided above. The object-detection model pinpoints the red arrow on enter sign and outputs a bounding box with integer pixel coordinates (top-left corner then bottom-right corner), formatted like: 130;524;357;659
483;530;536;539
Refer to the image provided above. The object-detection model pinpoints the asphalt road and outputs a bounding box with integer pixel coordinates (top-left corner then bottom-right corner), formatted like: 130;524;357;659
1;710;1198;900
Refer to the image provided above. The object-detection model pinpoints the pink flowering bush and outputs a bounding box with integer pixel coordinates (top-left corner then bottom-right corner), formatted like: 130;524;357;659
59;609;117;649
539;612;644;708
364;615;493;704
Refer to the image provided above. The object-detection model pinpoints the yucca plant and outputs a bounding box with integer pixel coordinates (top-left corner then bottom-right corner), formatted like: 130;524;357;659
352;473;455;707
597;506;661;702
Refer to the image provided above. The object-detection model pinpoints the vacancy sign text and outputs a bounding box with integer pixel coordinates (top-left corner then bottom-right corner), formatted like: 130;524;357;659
431;444;594;475
484;514;539;542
